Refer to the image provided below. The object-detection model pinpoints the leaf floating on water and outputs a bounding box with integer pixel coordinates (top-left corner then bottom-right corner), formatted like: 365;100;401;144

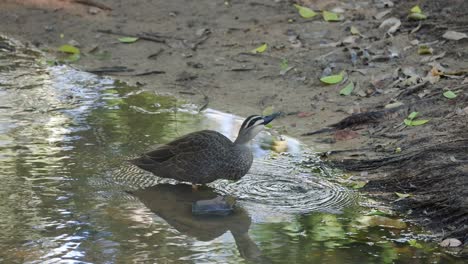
293;4;317;18
339;82;354;96
352;181;367;189
323;10;341;22
251;43;268;54
365;209;391;216
442;31;468;41
118;37;139;43
443;91;457;99
320;72;344;84
58;44;80;54
395;192;411;198
350;26;360;35
408;239;424;249
410;5;422;14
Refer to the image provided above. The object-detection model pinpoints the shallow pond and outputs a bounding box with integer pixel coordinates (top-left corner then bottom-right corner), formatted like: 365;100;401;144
0;37;464;263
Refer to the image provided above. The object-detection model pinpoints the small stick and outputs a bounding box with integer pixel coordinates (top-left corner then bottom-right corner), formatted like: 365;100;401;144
73;0;112;10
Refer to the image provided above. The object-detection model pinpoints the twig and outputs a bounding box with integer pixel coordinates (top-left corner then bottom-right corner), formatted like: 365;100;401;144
97;29;168;44
147;49;165;60
73;0;112;10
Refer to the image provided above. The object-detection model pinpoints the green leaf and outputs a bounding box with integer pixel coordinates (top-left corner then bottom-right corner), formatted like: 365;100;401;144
350;26;360;35
418;45;433;55
323;10;341;22
320;72;344;84
293;4;317;19
65;53;80;62
404;119;413;126
443;91;457;99
118;37;139;43
58;44;80;54
395;192;411;198
409;119;429;126
339;82;354;96
408;12;427;20
280;59;289;71
352;181;367;189
251;43;268;54
408;111;419;120
410;5;422;14
408;239;424;249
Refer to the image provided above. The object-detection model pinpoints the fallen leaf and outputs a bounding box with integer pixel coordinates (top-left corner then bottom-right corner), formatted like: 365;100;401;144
440;238;462;248
340;82;354;96
374;10;391;20
252;43;268;54
379;17;401;35
320;72;344;84
443;90;457;99
408;111;419;120
408;13;427;20
395;192;411;198
418;45;433;55
58;44;80;54
405;119;429;126
442;31;468;41
280;59;289;71
323;10;341;22
297;112;314;118
293;4;317;19
410;5;422;13
118;37;139;43
334;130;359;141
350;26;360;35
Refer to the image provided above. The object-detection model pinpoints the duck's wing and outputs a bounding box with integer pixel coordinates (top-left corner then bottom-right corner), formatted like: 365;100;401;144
130;130;231;171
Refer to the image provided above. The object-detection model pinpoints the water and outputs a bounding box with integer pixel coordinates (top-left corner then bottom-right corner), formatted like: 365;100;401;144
0;36;464;263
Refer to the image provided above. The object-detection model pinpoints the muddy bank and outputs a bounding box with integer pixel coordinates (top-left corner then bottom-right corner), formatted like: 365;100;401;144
1;0;467;251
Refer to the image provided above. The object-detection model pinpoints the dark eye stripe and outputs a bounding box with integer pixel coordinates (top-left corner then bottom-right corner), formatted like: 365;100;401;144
240;115;261;131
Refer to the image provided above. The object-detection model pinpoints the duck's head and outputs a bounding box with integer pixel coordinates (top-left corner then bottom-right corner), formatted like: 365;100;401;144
234;112;281;145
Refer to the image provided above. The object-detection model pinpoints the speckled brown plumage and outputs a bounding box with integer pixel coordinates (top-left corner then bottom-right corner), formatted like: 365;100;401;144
130;130;253;184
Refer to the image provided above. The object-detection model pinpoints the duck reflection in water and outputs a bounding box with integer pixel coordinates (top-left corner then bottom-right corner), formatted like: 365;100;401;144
128;184;271;263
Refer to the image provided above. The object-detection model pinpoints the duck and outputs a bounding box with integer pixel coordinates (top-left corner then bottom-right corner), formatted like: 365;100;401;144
130;113;280;189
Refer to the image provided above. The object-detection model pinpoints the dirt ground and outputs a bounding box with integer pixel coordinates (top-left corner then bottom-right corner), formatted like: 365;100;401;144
1;0;467;251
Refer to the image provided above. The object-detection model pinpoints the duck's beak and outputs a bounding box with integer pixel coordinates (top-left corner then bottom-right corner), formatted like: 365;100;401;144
262;112;281;125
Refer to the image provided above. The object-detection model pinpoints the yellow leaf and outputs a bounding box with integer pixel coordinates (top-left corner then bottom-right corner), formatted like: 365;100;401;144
251;43;268;54
293;4;317;19
58;44;80;54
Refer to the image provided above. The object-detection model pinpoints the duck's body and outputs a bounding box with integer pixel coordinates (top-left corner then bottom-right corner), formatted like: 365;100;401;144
130;130;253;184
130;113;280;185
